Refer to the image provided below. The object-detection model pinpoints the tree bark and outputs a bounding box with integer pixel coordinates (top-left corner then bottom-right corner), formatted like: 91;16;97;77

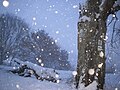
76;0;117;89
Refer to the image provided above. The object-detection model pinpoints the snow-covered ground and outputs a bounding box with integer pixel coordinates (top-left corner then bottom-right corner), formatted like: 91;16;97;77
0;69;73;90
105;74;120;90
0;58;120;90
0;65;74;90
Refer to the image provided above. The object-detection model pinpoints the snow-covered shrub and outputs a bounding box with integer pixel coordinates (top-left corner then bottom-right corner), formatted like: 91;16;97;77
3;58;60;82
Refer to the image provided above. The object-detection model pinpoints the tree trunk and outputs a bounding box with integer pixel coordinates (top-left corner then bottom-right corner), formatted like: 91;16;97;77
75;0;115;89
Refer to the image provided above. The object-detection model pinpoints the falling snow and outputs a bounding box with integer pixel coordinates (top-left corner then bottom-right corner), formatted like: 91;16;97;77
99;51;104;58
73;5;78;8
33;17;36;21
88;69;95;75
72;71;77;76
98;63;103;68
3;0;9;7
56;31;59;34
38;59;42;63
55;11;58;14
1;0;120;90
16;84;20;89
41;63;44;66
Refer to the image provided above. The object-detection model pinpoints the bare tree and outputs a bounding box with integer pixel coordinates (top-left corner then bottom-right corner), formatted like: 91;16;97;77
0;14;29;64
76;0;120;89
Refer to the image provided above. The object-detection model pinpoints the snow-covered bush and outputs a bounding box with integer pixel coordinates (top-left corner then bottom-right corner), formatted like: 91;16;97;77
3;58;60;83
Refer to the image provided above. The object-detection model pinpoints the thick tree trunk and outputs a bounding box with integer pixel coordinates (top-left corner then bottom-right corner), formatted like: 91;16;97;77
75;0;116;89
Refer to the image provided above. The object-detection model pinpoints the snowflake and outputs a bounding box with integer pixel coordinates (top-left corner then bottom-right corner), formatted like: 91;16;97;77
44;25;47;28
16;84;20;89
94;19;96;21
37;36;39;39
49;53;51;55
56;80;60;83
33;17;36;21
3;0;9;7
55;11;58;14
96;73;98;76
41;49;44;51
72;71;77;76
55;40;57;43
99;51;104;58
49;5;52;8
90;29;93;32
36;57;39;60
98;63;103;68
55;74;59;78
85;9;87;12
41;63;44;66
115;88;118;90
17;8;20;12
73;5;78;8
52;42;54;44
13;67;16;69
33;45;35;48
112;14;115;17
88;69;95;75
56;31;59;34
38;59;42;63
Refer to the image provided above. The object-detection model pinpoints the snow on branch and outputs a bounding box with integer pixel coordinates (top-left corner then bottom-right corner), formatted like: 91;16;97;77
113;0;120;7
79;15;91;22
99;0;118;14
99;0;105;11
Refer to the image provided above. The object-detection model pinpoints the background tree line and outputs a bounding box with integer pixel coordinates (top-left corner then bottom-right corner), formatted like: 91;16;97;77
0;13;71;70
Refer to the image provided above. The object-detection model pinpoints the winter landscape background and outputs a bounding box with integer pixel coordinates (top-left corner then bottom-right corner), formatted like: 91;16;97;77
0;0;120;90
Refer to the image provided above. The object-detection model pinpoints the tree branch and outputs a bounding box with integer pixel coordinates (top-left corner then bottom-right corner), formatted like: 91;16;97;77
111;13;118;47
110;5;120;14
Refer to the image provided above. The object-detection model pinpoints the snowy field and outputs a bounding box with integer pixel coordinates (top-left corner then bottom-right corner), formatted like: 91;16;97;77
0;64;74;90
0;69;72;90
0;58;120;90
